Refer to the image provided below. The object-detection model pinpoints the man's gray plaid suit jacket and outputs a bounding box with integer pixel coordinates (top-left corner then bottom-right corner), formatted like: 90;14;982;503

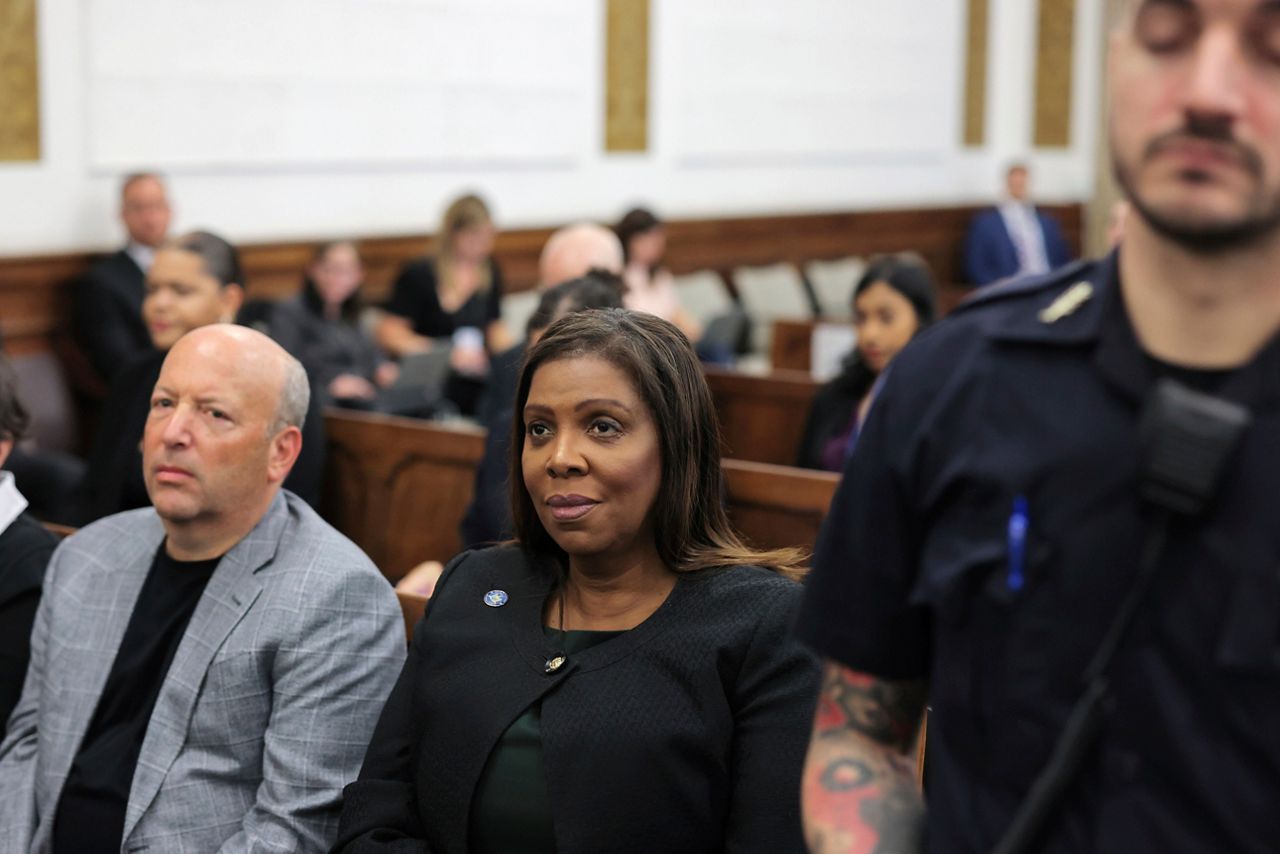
0;490;406;852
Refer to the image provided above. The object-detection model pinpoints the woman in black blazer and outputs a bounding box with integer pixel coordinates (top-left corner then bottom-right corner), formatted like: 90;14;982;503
336;310;821;853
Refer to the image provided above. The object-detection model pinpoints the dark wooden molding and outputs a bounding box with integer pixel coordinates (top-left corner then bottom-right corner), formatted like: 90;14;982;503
0;203;1082;356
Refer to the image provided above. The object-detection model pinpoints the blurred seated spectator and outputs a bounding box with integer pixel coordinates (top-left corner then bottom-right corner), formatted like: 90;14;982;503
75;172;172;383
376;194;514;416
460;270;626;551
75;231;325;523
0;354;58;731
615;207;702;342
271;241;398;409
796;254;936;471
963;162;1073;286
537;222;624;288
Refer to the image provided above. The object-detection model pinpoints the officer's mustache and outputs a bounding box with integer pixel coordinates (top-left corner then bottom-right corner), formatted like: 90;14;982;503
1143;116;1263;179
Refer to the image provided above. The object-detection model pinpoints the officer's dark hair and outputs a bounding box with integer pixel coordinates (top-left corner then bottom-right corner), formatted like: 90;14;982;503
0;354;30;444
833;253;938;399
524;268;626;338
510;309;806;581
168;230;243;288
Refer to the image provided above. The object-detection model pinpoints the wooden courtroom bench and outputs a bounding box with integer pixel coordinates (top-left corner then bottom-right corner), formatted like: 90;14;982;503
703;366;819;467
323;409;486;583
721;459;839;554
770;278;977;374
323;409;839;584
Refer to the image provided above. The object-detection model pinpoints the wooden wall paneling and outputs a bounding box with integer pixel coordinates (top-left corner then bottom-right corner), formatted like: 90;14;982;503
722;459;839;555
0;204;1084;366
704;366;819;467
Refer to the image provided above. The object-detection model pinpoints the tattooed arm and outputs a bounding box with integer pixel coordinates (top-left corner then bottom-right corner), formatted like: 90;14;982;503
802;661;928;854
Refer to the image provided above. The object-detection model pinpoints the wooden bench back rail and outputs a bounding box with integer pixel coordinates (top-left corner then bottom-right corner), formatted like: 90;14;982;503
322;409;840;584
703;366;820;467
720;459;839;555
1;204;1081;357
322;409;486;582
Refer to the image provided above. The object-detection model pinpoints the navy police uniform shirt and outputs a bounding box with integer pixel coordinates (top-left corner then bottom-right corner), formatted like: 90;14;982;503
796;252;1280;853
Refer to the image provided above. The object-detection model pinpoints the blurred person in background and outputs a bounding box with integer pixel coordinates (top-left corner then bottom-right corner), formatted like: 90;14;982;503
537;222;624;288
271;241;398;409
377;194;513;416
795;255;936;471
614;207;702;342
76;172;173;383
76;231;324;522
963;163;1073;286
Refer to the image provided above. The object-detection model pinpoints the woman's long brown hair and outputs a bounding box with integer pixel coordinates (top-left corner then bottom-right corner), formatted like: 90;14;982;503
509;309;807;581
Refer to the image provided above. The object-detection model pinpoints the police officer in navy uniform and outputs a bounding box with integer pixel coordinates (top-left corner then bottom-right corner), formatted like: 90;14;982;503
797;2;1280;852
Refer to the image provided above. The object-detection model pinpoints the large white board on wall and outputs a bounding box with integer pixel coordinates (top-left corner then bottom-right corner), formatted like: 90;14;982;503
84;0;594;172
663;0;963;163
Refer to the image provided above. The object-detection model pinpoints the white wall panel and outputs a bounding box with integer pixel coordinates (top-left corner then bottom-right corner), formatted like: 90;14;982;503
0;0;1102;254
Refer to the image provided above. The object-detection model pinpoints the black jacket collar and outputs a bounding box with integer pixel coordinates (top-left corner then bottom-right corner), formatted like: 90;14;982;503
984;251;1280;411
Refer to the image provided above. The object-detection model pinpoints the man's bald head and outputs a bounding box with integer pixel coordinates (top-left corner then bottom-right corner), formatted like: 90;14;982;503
146;325;310;558
167;325;309;434
537;223;624;288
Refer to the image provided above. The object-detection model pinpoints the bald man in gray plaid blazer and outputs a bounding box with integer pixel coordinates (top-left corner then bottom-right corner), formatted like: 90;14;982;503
0;325;405;852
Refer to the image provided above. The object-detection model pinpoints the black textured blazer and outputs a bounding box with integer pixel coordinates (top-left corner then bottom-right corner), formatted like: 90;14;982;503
335;546;820;854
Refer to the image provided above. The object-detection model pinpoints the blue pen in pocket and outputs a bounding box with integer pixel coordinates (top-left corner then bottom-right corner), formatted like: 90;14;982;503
1007;495;1029;593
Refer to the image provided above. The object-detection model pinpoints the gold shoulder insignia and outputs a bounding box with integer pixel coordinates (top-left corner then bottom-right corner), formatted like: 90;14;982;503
1038;281;1094;324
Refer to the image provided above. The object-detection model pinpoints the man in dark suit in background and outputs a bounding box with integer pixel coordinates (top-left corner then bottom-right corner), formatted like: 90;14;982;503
75;172;173;382
963;163;1073;286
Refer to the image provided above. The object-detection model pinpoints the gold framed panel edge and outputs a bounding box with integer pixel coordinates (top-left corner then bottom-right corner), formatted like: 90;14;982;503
605;0;649;153
0;0;40;161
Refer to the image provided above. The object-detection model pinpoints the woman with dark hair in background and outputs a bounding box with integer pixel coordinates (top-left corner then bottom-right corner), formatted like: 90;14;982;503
336;309;820;853
75;230;325;522
614;207;702;342
796;253;937;471
0;354;58;731
271;240;398;408
376;194;514;415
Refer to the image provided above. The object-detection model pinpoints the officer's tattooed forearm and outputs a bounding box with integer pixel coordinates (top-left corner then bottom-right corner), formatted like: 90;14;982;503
802;662;927;854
